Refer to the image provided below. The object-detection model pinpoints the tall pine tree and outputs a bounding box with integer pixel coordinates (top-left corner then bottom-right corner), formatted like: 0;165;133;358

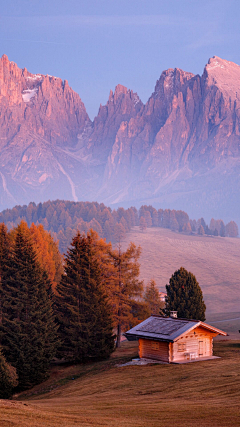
0;223;58;390
108;242;143;347
56;231;115;363
144;280;165;316
0;223;12;324
165;267;206;321
0;347;18;398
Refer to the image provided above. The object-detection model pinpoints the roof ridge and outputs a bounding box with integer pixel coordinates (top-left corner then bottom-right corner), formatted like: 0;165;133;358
151;315;199;322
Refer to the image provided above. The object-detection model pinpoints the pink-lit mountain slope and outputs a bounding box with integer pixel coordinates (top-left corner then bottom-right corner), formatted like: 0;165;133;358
0;55;240;223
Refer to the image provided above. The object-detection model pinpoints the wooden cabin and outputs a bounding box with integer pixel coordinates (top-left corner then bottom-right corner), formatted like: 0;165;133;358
125;315;227;363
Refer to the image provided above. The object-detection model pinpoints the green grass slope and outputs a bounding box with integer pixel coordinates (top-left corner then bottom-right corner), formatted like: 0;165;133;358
123;227;240;313
0;341;239;427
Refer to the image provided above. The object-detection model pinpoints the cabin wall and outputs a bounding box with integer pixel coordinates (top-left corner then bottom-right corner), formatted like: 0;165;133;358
138;338;169;362
172;327;215;362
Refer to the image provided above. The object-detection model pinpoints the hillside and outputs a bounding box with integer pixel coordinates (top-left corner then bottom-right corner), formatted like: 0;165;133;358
0;200;237;255
0;340;239;426
123;227;240;313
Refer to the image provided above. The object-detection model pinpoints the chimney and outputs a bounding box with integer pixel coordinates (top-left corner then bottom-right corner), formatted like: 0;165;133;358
170;311;177;318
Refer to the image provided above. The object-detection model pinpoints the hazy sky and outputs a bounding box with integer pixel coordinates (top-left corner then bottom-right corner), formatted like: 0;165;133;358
1;0;240;119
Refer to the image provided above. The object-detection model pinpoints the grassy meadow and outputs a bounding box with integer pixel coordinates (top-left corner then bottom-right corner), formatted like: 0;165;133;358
123;227;240;313
0;340;239;427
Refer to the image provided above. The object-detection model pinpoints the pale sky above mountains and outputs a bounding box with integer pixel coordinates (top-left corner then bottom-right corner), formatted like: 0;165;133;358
1;0;240;119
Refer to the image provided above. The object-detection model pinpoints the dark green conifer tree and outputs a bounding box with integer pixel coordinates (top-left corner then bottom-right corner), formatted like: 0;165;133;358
0;347;18;398
56;231;115;363
165;267;206;321
0;223;12;323
0;223;58;390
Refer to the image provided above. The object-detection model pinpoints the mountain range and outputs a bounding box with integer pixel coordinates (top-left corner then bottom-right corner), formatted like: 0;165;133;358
0;54;240;223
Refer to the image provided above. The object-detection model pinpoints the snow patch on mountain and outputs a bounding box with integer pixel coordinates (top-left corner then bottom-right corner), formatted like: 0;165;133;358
22;88;38;102
132;92;141;106
27;74;42;81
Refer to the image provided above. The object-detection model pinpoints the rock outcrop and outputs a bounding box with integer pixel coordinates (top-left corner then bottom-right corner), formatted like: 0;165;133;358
0;54;90;207
0;54;240;222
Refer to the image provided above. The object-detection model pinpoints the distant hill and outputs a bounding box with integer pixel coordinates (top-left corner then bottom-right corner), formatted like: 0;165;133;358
1;54;240;223
0;200;237;254
123;227;240;314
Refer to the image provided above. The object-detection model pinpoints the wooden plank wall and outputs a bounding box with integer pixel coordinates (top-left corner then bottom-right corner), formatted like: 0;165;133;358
138;327;217;362
172;327;215;361
139;338;169;362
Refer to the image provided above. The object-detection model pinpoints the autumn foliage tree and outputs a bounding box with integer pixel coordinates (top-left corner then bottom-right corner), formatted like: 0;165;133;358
108;242;144;347
29;223;63;289
225;221;238;237
79;231;146;348
139;216;147;232
9;221;63;290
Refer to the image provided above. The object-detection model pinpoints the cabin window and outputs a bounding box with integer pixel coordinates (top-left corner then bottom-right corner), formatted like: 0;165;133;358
151;341;159;350
178;343;186;352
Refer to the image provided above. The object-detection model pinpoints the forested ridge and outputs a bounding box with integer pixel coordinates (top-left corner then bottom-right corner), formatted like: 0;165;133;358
0;200;238;253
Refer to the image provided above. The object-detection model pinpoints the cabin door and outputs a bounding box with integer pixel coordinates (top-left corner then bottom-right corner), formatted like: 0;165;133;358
198;338;211;357
198;340;204;357
205;338;211;356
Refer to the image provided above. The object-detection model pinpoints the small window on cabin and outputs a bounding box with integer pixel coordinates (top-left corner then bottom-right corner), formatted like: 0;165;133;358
178;343;186;352
151;341;159;350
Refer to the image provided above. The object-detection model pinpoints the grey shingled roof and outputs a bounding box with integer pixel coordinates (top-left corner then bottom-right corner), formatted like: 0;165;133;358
125;316;227;342
126;316;200;342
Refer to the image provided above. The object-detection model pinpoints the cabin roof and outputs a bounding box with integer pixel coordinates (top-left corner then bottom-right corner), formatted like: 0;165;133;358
125;316;227;342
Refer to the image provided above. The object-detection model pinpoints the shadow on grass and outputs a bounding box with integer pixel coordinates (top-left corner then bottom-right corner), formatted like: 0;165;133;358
227;342;240;348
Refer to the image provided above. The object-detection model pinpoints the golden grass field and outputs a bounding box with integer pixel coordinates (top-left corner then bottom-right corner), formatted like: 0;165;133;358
0;340;239;427
123;227;240;313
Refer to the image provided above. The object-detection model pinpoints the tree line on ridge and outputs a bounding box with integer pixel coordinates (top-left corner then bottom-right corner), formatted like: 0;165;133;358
0;200;238;254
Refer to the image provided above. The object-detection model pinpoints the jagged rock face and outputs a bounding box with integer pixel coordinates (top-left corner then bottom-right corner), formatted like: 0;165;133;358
0;54;90;207
100;57;240;215
101;68;196;193
0;54;89;146
0;54;240;223
81;84;143;164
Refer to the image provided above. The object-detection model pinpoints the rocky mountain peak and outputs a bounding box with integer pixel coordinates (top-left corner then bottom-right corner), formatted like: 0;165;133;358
153;67;195;99
81;84;143;163
107;84;142;110
0;54;14;69
113;84;128;97
204;56;240;99
108;85;128;103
